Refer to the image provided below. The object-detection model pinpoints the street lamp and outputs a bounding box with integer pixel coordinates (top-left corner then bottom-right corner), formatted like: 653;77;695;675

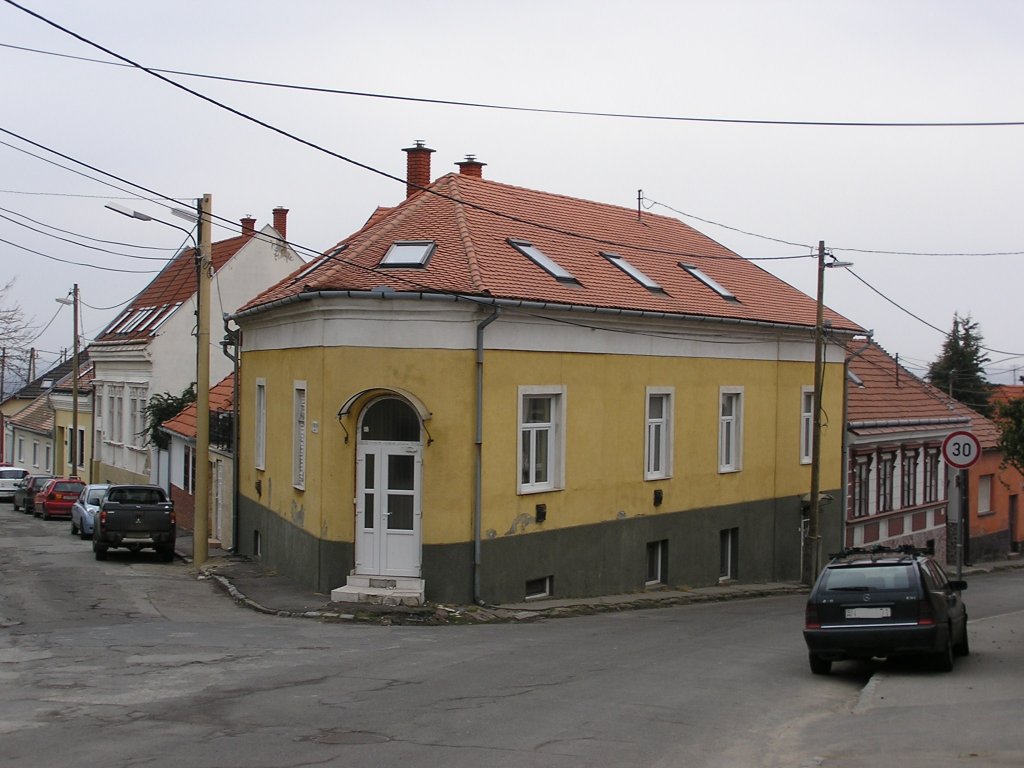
802;241;853;586
106;197;213;568
55;285;80;479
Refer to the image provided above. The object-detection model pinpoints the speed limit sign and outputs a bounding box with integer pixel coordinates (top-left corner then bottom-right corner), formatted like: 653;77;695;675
942;430;981;469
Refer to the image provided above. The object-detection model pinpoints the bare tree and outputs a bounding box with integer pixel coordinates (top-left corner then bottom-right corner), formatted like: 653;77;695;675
0;280;40;399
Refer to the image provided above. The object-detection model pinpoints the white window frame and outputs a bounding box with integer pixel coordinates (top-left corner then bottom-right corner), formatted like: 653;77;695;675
799;386;814;465
718;387;744;473
17;437;24;463
293;381;307;490
517;385;566;494
44;444;52;473
31;441;39;468
977;474;993;515
254;378;267;470
112;388;124;444
129;386;147;448
645;387;674;480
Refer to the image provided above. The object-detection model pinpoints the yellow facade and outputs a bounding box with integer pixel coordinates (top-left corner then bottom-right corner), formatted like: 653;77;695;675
53;406;93;482
240;344;845;548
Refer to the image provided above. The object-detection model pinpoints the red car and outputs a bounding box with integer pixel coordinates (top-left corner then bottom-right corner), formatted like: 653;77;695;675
34;478;86;521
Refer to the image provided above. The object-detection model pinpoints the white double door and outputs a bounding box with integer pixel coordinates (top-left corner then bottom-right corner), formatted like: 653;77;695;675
355;441;422;578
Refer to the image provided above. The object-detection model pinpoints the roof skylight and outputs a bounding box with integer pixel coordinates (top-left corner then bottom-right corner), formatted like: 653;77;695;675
601;251;663;292
380;240;435;268
679;263;738;302
508;239;577;283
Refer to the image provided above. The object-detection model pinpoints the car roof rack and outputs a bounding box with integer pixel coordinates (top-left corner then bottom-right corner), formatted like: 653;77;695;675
828;544;930;562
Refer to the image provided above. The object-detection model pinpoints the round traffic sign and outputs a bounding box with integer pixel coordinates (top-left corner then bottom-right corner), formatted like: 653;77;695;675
942;430;981;469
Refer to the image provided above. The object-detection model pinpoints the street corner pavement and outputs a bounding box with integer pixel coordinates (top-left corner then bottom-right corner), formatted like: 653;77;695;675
193;551;809;625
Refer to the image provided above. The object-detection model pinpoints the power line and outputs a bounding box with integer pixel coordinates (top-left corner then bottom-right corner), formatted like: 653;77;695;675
0;188;152;199
2;38;1024;129
0;211;177;261
0;235;160;274
0;204;175;250
644;198;813;250
648;195;1024;259
6;6;1020;362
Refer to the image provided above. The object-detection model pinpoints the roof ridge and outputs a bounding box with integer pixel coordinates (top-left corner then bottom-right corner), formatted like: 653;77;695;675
434;172;692;231
448;175;485;292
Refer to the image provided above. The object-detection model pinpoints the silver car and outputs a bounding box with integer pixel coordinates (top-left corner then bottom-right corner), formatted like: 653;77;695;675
70;484;111;540
0;467;29;501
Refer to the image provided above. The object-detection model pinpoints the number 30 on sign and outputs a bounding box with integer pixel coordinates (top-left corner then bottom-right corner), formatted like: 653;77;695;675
941;430;981;469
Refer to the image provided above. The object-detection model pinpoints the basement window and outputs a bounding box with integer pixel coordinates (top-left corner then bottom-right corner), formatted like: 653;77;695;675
524;575;553;600
679;263;738;302
509;239;578;284
380;240;435;267
602;251;663;292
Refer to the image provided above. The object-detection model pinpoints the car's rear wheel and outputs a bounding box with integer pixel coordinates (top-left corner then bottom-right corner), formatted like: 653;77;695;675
809;653;832;675
70;520;78;536
954;620;970;657
41;508;50;521
934;633;954;672
158;545;175;563
93;540;108;561
79;528;90;541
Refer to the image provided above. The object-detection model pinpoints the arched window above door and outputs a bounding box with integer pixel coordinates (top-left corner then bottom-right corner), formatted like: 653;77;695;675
361;398;421;442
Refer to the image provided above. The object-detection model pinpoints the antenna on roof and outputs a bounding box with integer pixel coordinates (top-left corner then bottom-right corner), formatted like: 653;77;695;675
637;189;642;222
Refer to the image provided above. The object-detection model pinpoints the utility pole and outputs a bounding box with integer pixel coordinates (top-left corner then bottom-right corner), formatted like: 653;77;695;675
802;242;853;586
803;241;827;586
70;284;80;476
193;194;212;568
0;347;6;462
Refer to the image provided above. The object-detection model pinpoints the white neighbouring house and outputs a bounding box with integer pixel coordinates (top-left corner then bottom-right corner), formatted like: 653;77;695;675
89;209;300;488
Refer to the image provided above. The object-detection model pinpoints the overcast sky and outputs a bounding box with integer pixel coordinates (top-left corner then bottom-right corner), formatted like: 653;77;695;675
2;0;1021;386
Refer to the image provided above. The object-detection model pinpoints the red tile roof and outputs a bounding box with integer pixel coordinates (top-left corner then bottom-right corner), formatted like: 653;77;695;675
242;174;861;333
847;342;999;448
161;373;234;439
991;384;1024;406
96;235;250;343
7;390;54;436
7;356;93;435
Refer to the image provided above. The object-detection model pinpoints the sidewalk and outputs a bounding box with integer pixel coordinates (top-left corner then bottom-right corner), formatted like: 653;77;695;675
174;533;1024;625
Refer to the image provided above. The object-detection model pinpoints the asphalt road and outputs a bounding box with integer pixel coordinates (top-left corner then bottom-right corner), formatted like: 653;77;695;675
2;504;1022;768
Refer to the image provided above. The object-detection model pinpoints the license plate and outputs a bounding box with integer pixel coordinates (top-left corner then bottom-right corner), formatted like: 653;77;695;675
845;607;891;619
123;532;148;539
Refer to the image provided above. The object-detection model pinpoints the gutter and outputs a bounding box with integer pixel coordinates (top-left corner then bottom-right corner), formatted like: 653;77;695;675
473;307;500;606
231;289;862;339
848;416;969;430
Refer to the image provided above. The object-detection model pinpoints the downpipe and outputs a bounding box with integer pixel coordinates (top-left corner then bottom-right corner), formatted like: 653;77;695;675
474;307;500;605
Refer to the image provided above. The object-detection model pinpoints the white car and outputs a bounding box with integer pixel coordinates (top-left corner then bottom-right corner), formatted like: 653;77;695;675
0;467;29;501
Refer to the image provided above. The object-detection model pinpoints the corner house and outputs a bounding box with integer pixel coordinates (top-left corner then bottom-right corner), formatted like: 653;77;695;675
231;144;862;605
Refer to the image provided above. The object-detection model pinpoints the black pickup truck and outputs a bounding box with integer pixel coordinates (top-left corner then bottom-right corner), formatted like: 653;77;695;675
92;484;176;562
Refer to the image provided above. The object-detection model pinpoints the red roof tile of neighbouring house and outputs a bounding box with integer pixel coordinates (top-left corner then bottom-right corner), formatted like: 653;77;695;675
847;341;1001;448
96;235;250;343
161;373;234;439
240;172;861;334
7;390;55;436
991;384;1024;406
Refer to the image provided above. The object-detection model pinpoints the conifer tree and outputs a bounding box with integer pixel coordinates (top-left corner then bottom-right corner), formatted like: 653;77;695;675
927;314;992;416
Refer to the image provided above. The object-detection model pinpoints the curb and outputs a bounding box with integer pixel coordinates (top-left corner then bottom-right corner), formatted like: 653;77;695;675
198;563;808;625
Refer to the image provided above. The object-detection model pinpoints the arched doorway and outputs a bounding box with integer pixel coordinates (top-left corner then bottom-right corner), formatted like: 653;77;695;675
355;397;423;578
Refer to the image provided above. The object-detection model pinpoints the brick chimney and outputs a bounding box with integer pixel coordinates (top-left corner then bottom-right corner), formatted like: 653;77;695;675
456;154;486;179
240;215;256;239
403;140;435;198
272;207;289;241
